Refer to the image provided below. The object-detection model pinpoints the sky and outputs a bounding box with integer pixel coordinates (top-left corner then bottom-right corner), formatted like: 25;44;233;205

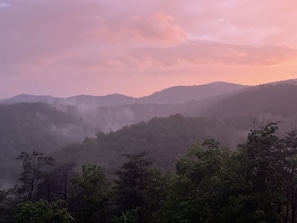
0;0;297;98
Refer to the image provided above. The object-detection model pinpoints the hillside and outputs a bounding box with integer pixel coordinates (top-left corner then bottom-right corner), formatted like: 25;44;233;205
0;82;248;134
0;94;137;107
0;103;90;186
54;114;244;173
201;82;297;132
0;82;246;106
1;79;297;186
137;82;246;104
205;84;297;117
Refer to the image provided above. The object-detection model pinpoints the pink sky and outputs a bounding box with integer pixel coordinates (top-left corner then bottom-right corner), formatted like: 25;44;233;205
0;0;297;98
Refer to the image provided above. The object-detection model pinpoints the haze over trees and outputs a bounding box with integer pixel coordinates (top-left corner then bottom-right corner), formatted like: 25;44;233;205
1;79;297;221
1;123;297;222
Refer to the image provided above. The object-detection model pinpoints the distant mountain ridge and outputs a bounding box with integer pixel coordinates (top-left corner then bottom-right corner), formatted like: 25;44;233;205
0;82;247;106
262;78;297;86
137;82;246;104
1;78;297;186
204;82;297;118
0;93;137;107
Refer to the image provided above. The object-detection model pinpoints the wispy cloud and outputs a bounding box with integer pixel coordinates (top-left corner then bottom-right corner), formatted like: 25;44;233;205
0;2;11;8
0;0;296;98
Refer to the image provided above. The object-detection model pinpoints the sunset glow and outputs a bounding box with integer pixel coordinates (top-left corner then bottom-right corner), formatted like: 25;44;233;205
0;0;297;98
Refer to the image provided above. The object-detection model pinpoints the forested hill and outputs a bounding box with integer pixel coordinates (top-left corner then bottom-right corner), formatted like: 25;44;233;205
2;80;297;222
201;82;297;133
204;83;297;118
136;82;246;104
2;80;297;185
2;122;297;222
0;82;246;106
54;114;244;173
0;102;89;185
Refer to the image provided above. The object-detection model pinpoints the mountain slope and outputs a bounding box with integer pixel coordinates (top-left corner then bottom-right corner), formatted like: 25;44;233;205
64;94;136;107
55;114;244;173
204;83;297;117
0;82;247;106
0;102;91;186
0;94;136;107
201;82;297;132
2;79;297;186
138;82;247;104
0;94;61;104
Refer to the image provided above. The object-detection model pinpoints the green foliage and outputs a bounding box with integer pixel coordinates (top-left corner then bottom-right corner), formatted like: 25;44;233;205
113;152;169;223
112;209;139;223
17;151;55;201
233;123;283;222
16;199;73;223
36;163;76;203
113;153;152;222
279;128;297;223
69;164;109;223
0;103;81;185
72;165;107;194
59;114;242;175
5;122;297;222
161;139;234;222
0;186;18;223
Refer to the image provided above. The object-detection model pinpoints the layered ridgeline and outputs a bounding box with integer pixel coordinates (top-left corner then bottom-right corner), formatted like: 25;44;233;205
201;79;297;132
54;114;243;174
0;82;245;105
0;103;90;186
2;122;297;223
1;80;297;186
0;82;247;133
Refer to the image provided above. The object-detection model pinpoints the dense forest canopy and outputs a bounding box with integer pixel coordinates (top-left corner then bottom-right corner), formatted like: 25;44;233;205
2;81;297;185
1;81;297;222
1;123;297;222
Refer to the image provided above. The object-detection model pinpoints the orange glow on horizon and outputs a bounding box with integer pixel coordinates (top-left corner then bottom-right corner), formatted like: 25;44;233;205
0;0;296;98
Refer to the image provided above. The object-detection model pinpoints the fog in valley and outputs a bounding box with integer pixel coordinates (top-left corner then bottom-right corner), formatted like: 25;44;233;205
1;0;297;221
1;80;297;183
2;79;297;222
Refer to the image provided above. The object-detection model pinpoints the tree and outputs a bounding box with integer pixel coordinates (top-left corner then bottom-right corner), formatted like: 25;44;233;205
17;151;55;201
69;164;109;223
0;186;18;223
16;199;73;223
113;152;169;223
36;163;76;206
233;123;283;222
280;128;297;223
161;139;234;223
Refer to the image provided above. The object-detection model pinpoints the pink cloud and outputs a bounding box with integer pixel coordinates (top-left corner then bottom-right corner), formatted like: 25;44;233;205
104;41;297;70
128;12;186;45
48;40;296;76
1;0;297;98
